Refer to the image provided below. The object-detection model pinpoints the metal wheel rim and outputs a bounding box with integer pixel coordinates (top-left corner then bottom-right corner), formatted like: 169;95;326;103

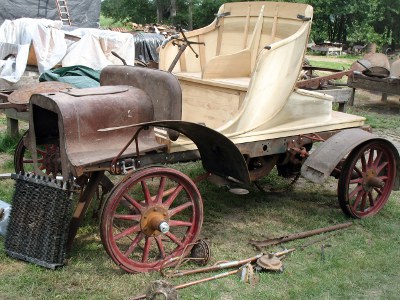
100;167;203;273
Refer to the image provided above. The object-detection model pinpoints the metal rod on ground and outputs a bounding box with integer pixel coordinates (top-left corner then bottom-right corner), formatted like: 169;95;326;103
298;231;340;250
249;222;353;249
167;253;263;277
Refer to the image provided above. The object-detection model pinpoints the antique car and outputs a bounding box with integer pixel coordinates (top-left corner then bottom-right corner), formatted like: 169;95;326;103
6;1;399;274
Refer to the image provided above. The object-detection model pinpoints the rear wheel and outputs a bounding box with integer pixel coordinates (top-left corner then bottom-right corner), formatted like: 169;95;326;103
338;140;396;218
14;132;60;175
100;167;203;273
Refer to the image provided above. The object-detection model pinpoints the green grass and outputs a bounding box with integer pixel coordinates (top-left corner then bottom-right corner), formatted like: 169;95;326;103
347;106;400;129
99;15;130;29
0;132;21;154
308;60;352;70
0;107;399;299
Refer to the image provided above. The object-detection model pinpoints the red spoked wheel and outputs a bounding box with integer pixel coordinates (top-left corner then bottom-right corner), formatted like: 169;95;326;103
338;140;397;218
100;167;203;273
14;132;60;175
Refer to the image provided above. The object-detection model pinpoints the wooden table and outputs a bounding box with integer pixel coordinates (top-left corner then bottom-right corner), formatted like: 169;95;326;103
347;72;400;105
0;69;39;137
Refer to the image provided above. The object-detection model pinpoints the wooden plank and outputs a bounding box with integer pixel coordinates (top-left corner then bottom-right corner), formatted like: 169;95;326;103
175;72;249;91
180;81;241;129
250;5;265;71
6;117;19;137
243;5;251;49
198;35;206;71
202;50;251;79
347;74;400;95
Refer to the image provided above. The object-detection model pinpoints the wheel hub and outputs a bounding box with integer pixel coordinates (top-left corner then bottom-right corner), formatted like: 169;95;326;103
140;205;170;237
363;169;384;191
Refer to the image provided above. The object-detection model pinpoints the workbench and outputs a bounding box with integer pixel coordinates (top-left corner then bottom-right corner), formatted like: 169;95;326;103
347;72;400;105
0;69;39;137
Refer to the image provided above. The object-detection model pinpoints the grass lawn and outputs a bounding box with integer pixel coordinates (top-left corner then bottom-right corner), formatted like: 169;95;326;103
0;101;399;299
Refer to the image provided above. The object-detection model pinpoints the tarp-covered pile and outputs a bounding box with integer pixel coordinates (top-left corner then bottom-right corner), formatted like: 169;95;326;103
0;18;138;84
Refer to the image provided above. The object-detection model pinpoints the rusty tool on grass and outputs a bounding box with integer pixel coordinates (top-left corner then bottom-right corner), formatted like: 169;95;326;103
129;268;243;300
249;222;353;250
163;252;263;278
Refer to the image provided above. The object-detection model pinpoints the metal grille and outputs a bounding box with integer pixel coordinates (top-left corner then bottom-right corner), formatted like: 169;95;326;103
5;173;72;269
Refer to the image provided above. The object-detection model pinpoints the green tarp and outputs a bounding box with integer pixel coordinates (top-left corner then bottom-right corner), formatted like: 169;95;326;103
39;65;100;88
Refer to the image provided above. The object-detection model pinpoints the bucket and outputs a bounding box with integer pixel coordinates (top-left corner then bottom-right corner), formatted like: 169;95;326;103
0;200;11;236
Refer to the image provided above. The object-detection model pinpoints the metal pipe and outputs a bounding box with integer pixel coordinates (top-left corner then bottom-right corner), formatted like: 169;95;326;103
249;222;353;249
168;253;263;278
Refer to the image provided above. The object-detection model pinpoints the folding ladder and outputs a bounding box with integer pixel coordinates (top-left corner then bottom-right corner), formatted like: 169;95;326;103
55;0;72;26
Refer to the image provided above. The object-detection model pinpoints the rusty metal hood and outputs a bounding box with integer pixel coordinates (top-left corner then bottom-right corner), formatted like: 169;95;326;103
29;86;163;177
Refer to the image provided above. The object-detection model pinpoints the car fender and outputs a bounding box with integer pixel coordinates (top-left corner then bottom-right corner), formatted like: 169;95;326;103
301;128;400;189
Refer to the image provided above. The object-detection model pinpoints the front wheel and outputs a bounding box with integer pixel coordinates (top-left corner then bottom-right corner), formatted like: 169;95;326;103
338;140;397;218
100;167;203;273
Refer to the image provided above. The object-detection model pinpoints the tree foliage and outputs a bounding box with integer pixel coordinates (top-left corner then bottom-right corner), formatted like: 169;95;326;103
101;0;399;48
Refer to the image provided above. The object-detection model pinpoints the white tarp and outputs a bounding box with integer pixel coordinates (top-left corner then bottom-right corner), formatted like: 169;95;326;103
0;18;136;83
62;28;136;70
0;18;67;82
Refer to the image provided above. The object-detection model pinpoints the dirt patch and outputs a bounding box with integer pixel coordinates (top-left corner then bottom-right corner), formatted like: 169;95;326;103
0;153;12;163
354;89;400;109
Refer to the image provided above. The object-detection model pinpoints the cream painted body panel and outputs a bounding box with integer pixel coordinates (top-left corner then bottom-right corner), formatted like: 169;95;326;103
158;2;365;152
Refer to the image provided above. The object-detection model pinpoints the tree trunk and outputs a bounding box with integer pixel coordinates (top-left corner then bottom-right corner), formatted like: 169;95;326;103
188;0;193;30
156;0;164;23
171;0;177;20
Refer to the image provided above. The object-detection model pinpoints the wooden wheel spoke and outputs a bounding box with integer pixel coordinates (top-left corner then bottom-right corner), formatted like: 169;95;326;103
123;194;144;212
373;150;383;168
354;166;363;177
114;214;141;221
141;180;153;205
168;201;193;217
359;192;367;211
349;185;363;199
373;187;383;195
124;232;145;257
155;235;166;259
155;176;167;204
165;231;183;247
350;177;363;184
376;161;388;175
22;159;34;164
142;237;152;262
114;223;141;240
169;220;193;227
360;155;367;171
377;175;388;182
367;148;374;166
351;190;364;211
368;192;375;207
164;185;184;208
